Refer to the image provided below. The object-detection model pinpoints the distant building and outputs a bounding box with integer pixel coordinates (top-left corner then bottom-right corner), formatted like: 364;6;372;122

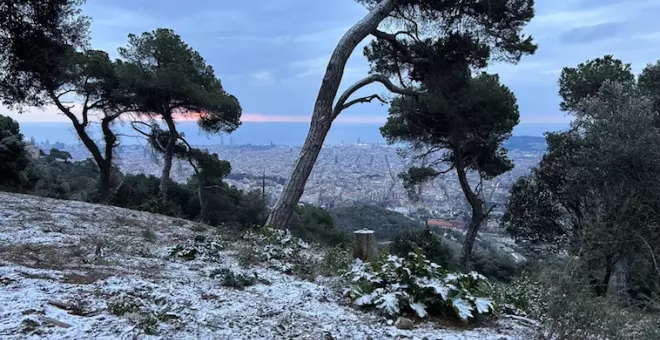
426;219;464;230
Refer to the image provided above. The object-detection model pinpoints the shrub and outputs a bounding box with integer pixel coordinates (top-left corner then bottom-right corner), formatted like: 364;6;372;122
168;235;227;261
540;274;630;340
390;228;458;270
107;293;179;335
498;267;660;340
241;227;317;277
210;268;270;289
492;271;544;317
320;246;353;276
470;249;521;283
0;115;30;190
343;250;495;323
288;204;349;247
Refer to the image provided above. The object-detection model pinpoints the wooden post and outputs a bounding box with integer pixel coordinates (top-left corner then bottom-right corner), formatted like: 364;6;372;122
353;229;379;262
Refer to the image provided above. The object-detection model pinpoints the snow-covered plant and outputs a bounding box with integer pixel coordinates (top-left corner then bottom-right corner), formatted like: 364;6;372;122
209;267;271;290
493;272;544;317
107;293;180;335
343;250;495;323
241;227;312;273
168;235;227;261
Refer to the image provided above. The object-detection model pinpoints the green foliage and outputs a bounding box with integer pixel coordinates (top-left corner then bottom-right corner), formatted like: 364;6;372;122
107;292;178;336
0;0;89;107
558;55;635;113
240;227;312;274
381;73;519;183
344;251;495;322
470;249;521;283
0;115;30;189
492;272;543;317
320;246;353;276
288;204;349;247
330;204;424;241
111;174;191;216
209;268;270;290
169;235;227;261
390;228;457;270
118;28;241;132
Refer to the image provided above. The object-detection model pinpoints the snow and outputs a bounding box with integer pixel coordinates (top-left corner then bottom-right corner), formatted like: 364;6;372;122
354;229;374;234
0;192;539;339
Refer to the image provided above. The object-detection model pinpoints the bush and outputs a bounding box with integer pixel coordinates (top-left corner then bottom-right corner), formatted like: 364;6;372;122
209;268;270;290
0;114;30;190
320;246;353;276
343;250;495;323
168;235;227;261
390;228;458;270
470;249;521;283
241;227;315;276
288;204;349;247
497;267;660;340
492;271;544;316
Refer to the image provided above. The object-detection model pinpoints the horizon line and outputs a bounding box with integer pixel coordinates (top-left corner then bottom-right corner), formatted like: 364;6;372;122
3;105;573;125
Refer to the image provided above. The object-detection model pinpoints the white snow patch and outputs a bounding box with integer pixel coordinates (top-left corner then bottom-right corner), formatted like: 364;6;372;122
0;192;539;339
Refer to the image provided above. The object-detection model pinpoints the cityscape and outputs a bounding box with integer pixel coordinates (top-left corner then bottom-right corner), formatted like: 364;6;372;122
36;136;546;229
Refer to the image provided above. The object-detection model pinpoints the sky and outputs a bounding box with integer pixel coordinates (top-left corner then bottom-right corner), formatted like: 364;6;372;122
4;0;660;137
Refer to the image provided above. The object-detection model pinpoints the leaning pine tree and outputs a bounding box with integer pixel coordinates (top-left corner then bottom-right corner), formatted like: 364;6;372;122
267;0;537;230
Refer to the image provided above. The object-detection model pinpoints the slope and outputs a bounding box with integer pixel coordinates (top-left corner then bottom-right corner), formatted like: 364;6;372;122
0;192;538;339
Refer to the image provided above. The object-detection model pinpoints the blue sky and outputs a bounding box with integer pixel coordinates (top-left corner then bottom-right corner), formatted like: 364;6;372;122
5;0;660;136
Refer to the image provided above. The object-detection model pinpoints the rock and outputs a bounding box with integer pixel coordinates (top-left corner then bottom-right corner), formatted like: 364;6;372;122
386;319;394;326
394;316;414;329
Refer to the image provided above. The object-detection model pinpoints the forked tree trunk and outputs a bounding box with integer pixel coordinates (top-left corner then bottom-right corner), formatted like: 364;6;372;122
460;202;485;269
160;117;178;201
266;0;399;229
456;164;487;270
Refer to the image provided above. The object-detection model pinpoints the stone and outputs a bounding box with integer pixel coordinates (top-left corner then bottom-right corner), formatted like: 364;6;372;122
394;316;414;330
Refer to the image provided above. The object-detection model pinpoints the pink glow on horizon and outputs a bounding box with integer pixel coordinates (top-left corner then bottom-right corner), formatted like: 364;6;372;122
240;113;387;124
2;105;573;125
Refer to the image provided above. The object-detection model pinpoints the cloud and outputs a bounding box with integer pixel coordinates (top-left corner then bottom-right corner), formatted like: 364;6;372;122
559;22;628;44
250;71;276;86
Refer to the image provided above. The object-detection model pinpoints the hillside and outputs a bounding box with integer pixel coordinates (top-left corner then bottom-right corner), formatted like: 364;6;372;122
330;204;425;241
0;193;538;339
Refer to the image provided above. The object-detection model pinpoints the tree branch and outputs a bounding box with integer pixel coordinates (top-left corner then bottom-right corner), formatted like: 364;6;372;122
341;94;386;112
48;91;81;127
371;29;429;65
55;89;76;99
332;73;423;120
81;93;90;127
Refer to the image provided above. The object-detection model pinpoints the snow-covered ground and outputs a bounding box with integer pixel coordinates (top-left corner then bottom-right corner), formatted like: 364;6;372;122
0;192;539;339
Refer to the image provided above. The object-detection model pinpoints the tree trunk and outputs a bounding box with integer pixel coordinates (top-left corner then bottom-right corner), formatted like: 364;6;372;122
99;115;118;202
160;117;178;201
266;0;399;229
98;163;111;201
353;229;379;262
460;202;484;269
455;163;486;270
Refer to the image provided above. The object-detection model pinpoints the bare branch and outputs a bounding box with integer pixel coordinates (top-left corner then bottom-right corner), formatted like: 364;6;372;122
55;89;76;99
130;121;153;138
332;73;423;120
341;94;386;112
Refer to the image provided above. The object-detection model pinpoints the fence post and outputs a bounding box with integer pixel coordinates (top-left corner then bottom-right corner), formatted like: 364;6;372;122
353;229;379;262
